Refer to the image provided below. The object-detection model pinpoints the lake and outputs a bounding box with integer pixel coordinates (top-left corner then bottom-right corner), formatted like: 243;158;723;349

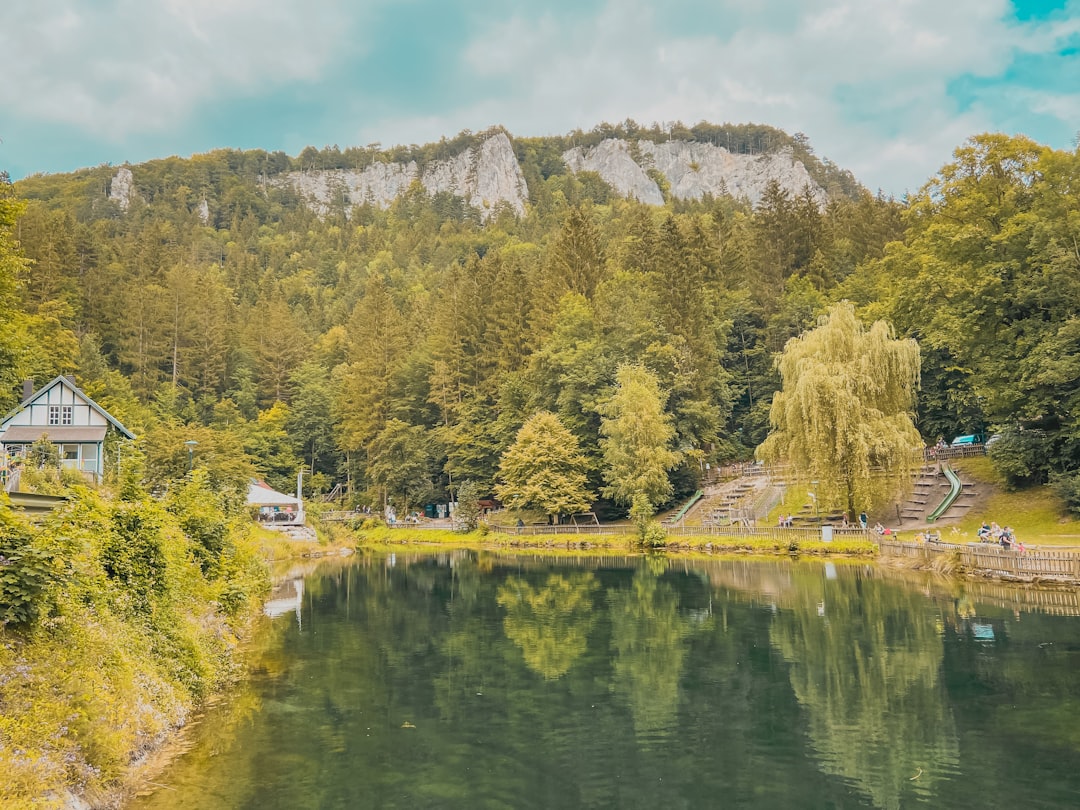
129;551;1080;809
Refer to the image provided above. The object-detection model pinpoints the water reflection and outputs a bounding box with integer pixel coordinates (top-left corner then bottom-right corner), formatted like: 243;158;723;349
129;553;1080;810
497;573;599;679
608;559;699;745
771;573;960;809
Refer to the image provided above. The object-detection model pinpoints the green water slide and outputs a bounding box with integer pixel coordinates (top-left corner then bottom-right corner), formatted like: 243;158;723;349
927;464;962;522
668;489;704;524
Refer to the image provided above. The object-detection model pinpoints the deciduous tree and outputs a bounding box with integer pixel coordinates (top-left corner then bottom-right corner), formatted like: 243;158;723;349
758;302;922;515
598;364;681;511
495;411;594;523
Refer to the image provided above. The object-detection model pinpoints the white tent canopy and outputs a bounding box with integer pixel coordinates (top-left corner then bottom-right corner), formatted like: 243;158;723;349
246;480;299;508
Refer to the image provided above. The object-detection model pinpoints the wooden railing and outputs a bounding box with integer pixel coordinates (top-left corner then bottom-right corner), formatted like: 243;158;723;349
880;539;1080;582
924;443;986;461
487;523;872;542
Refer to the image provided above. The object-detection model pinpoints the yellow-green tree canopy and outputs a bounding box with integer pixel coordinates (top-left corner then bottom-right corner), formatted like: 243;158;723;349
495;411;594;521
598;364;681;510
758;301;921;514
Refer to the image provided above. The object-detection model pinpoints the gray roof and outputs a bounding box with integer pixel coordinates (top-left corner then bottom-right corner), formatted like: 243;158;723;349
2;376;135;440
2;425;108;443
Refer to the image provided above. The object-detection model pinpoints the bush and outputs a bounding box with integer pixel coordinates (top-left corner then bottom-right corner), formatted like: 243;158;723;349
0;509;57;629
988;431;1051;489
1052;470;1080;516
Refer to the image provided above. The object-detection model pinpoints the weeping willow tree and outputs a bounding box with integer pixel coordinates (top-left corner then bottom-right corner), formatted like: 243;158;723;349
758;301;922;515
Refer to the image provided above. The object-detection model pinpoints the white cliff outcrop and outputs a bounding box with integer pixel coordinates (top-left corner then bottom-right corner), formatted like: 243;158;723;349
562;140;665;205
269;131;830;221
564;139;827;208
279;132;528;220
109;167;137;211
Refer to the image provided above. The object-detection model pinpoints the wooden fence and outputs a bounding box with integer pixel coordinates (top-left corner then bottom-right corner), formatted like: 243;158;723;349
880;539;1080;582
924;443;987;461
486;523;872;542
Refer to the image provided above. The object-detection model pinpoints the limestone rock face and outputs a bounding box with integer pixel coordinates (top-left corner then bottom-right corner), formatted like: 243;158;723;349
562;139;664;205
421;132;528;217
564;139;827;208
284;160;418;215
109;167;136;211
279;132;527;220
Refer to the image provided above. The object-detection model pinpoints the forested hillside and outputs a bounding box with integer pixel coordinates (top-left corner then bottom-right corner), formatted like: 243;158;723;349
7;124;1080;514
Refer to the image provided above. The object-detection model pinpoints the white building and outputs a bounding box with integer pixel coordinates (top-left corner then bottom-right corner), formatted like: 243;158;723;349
0;376;136;481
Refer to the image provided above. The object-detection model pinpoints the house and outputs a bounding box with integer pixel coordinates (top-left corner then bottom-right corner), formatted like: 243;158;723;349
0;377;135;482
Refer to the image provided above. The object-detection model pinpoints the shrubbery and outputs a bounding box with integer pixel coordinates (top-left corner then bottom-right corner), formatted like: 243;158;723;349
0;481;269;805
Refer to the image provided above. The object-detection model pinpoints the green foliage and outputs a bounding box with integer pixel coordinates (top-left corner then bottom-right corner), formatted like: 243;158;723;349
496;411;595;521
599;364;681;508
166;469;231;575
988;431;1051;490
102;497;169;616
367;419;432;510
0;479;268;804
454;479;482;532
1051;470;1080;516
0;504;59;628
758;302;922;513
630;493;667;548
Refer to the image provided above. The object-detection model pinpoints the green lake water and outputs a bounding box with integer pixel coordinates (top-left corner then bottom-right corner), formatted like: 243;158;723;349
130;551;1080;809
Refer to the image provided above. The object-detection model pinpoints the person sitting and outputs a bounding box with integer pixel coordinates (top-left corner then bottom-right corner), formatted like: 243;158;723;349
977;522;992;541
873;522;886;535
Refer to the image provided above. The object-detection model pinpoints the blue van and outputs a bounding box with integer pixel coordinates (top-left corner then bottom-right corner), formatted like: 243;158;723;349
950;434;981;446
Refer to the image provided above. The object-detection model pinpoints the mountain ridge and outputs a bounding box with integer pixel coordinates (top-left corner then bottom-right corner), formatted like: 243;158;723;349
16;121;865;223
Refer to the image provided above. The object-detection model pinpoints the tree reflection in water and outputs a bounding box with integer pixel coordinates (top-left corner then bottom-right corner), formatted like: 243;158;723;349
497;572;599;680
771;573;959;810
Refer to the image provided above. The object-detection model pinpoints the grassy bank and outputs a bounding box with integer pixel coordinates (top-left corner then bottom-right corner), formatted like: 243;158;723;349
950;458;1080;546
350;525;878;557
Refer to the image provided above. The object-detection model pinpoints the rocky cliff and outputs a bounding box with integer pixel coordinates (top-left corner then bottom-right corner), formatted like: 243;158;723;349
108;167;137;211
105;129;833;221
563;139;827;207
277;132;528;220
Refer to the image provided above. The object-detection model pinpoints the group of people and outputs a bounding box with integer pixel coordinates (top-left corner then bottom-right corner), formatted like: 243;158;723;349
777;514;795;527
978;521;1024;551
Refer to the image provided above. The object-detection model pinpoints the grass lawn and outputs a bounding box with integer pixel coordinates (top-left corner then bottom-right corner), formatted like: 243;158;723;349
948;458;1080;546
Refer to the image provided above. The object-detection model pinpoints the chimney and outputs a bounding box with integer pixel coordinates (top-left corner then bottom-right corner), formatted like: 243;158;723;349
65;375;77;388
22;379;33;401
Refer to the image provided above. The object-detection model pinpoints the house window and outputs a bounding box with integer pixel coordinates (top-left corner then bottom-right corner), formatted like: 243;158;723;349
48;405;60;425
62;405;73;425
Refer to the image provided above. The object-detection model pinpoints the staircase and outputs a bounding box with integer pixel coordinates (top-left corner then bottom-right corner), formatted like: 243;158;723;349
899;464;978;524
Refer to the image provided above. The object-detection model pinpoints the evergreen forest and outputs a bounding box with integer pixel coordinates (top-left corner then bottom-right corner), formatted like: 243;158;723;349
6;124;1080;516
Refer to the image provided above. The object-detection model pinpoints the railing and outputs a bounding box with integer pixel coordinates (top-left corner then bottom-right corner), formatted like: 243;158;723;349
321;510;367;522
880;539;1080;582
487;522;872;542
924;443;986;461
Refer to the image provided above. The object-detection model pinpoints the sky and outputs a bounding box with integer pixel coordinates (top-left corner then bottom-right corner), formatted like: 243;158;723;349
1;0;1078;196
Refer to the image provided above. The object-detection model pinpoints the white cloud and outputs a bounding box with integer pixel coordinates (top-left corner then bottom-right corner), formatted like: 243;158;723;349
365;0;1060;194
0;0;359;139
